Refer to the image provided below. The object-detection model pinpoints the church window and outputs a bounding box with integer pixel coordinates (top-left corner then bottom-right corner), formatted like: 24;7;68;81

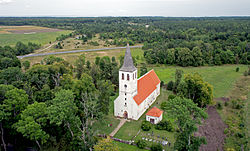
124;84;127;88
125;98;127;100
122;73;124;80
125;103;127;107
127;74;129;81
125;93;127;95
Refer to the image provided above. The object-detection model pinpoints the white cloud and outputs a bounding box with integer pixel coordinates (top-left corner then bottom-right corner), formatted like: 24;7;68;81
0;0;13;4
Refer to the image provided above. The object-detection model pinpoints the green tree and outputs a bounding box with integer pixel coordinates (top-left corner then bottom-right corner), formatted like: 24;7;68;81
47;89;80;138
178;73;213;107
140;63;148;77
97;80;114;114
14;102;49;150
164;97;207;151
174;69;183;93
75;54;86;79
22;60;30;70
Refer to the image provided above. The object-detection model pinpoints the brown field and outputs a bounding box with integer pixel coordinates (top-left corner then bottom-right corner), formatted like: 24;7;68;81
0;26;62;34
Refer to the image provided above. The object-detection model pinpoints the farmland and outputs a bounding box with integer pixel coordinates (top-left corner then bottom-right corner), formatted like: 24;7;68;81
0;26;71;46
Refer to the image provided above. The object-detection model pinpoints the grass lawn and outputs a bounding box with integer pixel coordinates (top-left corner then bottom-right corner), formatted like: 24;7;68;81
114;141;147;151
216;76;250;150
0;29;71;46
246;92;250;150
153;65;248;98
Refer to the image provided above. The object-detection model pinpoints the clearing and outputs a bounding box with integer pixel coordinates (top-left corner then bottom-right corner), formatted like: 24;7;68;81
0;26;71;46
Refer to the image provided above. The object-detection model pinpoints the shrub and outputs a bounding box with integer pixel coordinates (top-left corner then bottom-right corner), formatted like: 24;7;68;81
217;102;223;110
168;94;176;101
224;101;228;106
160;81;165;87
243;71;248;76
236;67;239;72
150;143;162;151
160;102;167;110
136;140;147;149
141;121;151;131
167;80;174;91
155;120;174;132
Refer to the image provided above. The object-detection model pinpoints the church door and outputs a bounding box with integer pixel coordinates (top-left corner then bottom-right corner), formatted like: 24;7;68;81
123;111;128;119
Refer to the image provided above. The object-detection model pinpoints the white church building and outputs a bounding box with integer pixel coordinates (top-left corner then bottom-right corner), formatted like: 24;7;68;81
114;44;161;120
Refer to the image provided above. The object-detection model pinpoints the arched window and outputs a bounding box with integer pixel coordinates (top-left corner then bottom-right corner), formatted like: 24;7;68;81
127;74;129;81
125;103;127;107
122;73;124;80
124;84;127;88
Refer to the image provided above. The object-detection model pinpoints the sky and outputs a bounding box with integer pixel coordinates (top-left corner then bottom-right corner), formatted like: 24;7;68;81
0;0;250;17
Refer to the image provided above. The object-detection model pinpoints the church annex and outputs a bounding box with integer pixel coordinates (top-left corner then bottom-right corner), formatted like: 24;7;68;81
114;44;160;120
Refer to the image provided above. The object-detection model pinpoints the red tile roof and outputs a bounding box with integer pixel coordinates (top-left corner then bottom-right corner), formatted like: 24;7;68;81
146;107;163;117
133;69;160;105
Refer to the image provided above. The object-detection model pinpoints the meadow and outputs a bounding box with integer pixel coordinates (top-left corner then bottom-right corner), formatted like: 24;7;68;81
0;26;71;46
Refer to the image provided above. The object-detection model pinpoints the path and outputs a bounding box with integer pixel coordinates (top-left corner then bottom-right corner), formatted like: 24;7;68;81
110;119;127;137
36;41;57;53
17;46;142;59
194;106;227;151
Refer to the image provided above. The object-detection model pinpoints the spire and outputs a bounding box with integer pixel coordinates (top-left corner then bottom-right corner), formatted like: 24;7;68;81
120;44;137;72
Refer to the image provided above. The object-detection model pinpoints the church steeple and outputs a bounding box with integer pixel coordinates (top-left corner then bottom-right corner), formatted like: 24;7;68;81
120;44;137;72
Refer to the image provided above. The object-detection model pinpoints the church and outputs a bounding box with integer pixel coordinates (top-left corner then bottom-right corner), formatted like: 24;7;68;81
114;44;161;120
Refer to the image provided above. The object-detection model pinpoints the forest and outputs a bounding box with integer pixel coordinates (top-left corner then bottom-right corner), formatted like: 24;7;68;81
0;17;249;151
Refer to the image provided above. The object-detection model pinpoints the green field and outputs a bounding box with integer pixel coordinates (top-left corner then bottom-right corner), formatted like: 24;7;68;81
0;30;71;46
153;65;248;98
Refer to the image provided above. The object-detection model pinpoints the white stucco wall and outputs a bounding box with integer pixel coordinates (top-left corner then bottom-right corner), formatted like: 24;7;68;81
146;114;163;124
114;72;161;120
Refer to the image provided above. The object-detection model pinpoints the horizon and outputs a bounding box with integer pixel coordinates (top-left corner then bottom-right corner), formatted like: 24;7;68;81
0;0;250;17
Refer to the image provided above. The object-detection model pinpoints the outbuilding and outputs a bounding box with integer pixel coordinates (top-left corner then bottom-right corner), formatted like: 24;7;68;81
146;107;163;124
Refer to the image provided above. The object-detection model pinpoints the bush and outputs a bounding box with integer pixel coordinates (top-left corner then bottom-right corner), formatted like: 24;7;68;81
224;101;228;106
141;121;151;131
217;102;223;110
243;71;248;76
167;80;174;91
150;143;162;151
160;102;167;110
168;94;176;101
160;81;165;87
236;67;239;72
136;140;147;149
155;120;174;132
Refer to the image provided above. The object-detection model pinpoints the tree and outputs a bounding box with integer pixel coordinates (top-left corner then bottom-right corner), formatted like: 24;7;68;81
96;80;114;115
174;69;183;93
141;121;151;131
150;143;162;151
178;73;213;107
0;67;24;87
14;102;49;150
47;89;80;138
1;88;29;117
75;54;86;79
140;63;148;77
22;60;30;70
164;97;207;151
136;139;147;149
93;136;119;151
